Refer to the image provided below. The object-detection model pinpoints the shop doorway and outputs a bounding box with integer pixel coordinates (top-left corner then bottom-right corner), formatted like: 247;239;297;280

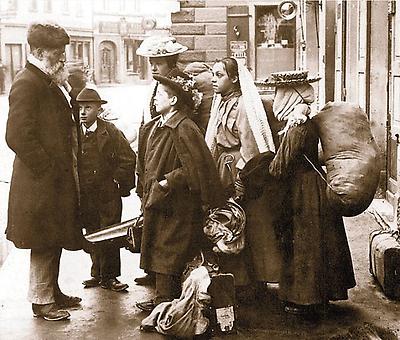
5;43;23;82
99;41;116;83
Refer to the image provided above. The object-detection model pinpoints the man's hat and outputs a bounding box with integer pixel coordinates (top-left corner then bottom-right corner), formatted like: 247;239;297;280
27;22;70;49
153;75;202;110
136;36;188;58
263;70;321;87
76;87;107;104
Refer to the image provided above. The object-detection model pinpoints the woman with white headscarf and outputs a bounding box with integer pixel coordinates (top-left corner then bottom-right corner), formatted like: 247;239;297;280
267;71;356;315
205;57;281;301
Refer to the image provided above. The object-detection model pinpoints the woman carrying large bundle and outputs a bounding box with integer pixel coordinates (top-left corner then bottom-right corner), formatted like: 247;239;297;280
205;57;282;300
266;71;356;315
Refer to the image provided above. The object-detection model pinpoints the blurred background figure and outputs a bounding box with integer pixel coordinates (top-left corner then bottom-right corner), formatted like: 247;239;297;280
0;59;6;94
184;62;213;135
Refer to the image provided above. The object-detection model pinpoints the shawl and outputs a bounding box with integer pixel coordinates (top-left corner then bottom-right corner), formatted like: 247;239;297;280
205;62;276;155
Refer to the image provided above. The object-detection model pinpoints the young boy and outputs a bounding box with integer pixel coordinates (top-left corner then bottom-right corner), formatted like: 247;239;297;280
76;87;136;292
135;75;223;311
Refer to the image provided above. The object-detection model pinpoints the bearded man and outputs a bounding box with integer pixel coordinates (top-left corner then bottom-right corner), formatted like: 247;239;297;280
6;22;83;321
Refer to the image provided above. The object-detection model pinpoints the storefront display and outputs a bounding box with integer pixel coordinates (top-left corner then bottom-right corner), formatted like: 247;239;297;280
255;5;296;80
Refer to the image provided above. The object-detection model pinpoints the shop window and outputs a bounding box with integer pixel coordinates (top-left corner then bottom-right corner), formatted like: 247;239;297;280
255;5;296;80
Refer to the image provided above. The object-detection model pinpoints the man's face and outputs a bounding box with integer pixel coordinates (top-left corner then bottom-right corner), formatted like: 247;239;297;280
150;57;171;77
40;46;69;84
212;62;236;95
154;84;174;115
42;47;66;72
79;102;101;127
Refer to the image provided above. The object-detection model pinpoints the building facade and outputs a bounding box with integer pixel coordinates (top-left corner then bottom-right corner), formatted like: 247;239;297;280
0;0;180;89
171;0;399;224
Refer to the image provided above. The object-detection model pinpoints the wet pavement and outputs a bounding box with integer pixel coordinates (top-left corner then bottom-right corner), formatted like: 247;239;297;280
1;199;399;339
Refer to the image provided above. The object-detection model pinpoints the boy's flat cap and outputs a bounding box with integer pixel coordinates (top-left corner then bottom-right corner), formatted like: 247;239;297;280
27;23;70;49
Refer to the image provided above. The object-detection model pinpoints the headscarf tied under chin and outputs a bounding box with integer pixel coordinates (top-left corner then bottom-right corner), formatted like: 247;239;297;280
273;83;315;121
205;61;275;155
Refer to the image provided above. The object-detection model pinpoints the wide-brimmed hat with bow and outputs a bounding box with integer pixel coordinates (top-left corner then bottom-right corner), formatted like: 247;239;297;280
136;36;188;58
76;87;107;104
264;70;321;87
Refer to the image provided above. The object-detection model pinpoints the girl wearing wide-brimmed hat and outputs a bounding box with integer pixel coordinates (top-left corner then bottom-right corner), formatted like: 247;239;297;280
267;70;356;315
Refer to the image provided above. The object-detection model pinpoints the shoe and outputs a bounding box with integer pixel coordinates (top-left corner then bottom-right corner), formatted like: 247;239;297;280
136;299;158;312
100;278;129;292
134;273;156;286
284;302;311;315
32;303;70;321
55;294;82;308
82;277;101;288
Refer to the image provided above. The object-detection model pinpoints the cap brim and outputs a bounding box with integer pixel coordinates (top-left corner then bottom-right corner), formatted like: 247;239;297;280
77;100;108;104
136;46;188;58
263;76;321;87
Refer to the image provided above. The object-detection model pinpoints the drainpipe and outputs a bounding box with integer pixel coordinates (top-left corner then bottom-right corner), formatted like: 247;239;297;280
299;0;307;69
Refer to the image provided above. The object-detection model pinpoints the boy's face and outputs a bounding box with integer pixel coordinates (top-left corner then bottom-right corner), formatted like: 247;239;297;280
154;84;175;115
79;102;101;127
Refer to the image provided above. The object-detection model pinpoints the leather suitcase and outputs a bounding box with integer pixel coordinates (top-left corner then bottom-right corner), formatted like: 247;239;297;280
369;229;400;299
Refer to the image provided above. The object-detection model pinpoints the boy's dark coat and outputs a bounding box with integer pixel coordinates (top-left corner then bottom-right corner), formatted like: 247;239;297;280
79;118;136;229
136;112;223;275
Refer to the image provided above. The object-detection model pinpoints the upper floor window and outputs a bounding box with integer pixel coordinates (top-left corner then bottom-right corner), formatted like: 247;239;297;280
29;0;37;12
44;0;52;13
63;0;69;13
7;0;18;11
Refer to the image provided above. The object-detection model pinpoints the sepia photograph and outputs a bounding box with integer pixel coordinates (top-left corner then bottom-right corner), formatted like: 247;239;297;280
0;0;399;339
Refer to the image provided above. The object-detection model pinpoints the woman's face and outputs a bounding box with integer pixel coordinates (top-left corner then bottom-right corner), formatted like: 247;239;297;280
211;62;236;95
150;57;171;77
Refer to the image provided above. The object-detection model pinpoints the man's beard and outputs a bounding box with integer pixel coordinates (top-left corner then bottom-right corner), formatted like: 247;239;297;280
44;59;69;85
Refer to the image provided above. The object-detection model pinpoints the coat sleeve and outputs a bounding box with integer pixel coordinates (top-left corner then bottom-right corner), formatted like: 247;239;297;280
6;77;53;177
172;121;225;209
110;126;137;195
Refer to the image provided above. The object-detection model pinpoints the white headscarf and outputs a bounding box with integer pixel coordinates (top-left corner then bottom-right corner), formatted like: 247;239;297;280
205;60;275;155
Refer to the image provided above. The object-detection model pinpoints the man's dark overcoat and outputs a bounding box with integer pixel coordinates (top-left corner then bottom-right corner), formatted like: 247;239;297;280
137;111;223;275
6;62;82;250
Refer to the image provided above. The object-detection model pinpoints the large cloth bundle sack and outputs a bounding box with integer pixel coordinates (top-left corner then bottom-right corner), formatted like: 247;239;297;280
312;102;380;216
